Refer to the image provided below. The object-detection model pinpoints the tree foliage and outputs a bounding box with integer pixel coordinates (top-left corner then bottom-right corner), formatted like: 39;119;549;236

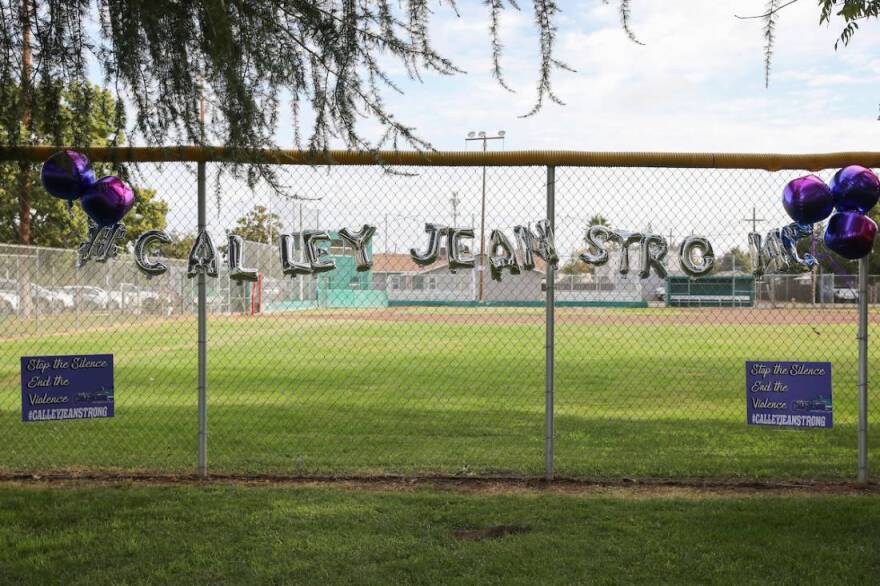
604;0;643;46
163;232;197;259
122;188;168;243
0;175;165;247
744;0;880;85
0;82;167;247
231;205;282;245
818;0;880;49
560;253;591;275
587;214;611;229
0;0;613;159
560;214;614;275
714;246;750;273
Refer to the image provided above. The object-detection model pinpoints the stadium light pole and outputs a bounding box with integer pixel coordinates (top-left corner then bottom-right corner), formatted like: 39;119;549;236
466;130;506;302
288;193;323;302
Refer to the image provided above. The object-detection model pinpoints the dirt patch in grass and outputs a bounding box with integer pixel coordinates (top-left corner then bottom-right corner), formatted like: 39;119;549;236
1;472;877;498
452;525;532;541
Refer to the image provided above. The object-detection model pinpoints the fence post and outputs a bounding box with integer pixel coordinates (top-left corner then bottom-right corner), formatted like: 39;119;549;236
858;256;869;483
545;165;556;481
197;161;208;478
34;250;40;329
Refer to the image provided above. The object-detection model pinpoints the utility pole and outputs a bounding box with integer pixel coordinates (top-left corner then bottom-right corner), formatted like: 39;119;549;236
466;130;506;302
742;206;768;307
742;206;767;234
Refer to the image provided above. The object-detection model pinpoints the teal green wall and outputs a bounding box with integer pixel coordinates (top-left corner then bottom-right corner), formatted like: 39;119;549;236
665;275;754;307
316;231;372;292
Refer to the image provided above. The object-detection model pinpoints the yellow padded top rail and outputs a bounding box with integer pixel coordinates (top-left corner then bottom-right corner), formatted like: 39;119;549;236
2;146;880;171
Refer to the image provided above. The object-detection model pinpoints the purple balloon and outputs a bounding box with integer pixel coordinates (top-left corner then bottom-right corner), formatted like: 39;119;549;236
824;212;877;260
80;176;135;227
830;165;880;214
782;175;834;225
40;150;96;201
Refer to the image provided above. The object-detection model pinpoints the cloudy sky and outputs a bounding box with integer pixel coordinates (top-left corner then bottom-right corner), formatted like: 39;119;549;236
122;1;880;259
273;0;880;153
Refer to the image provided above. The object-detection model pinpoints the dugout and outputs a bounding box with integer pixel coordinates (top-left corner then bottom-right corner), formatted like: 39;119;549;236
665;274;754;307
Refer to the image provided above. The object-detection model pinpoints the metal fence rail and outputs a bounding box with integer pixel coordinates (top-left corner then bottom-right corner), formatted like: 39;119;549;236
0;148;875;482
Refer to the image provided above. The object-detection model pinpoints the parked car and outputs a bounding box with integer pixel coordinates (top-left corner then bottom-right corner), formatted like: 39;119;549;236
109;283;176;314
833;287;858;302
0;290;19;314
654;286;666;302
190;290;226;309
62;286;111;310
34;285;74;311
0;279;72;312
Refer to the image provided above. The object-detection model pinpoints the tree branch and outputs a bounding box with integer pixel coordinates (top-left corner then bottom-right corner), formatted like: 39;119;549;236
734;0;801;20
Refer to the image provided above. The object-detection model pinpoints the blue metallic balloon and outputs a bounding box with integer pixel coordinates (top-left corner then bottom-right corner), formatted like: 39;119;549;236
829;165;880;214
40;150;96;201
80;176;135;227
782;175;834;225
824;212;877;260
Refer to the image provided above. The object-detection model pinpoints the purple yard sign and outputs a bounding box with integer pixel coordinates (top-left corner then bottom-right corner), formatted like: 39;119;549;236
746;361;832;429
20;354;114;422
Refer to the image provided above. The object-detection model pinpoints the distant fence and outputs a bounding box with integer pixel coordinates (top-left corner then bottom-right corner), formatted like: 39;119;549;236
0;147;876;483
3;245;872;316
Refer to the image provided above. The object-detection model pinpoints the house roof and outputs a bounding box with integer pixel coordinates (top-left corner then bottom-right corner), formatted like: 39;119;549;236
372;253;425;273
373;251;547;275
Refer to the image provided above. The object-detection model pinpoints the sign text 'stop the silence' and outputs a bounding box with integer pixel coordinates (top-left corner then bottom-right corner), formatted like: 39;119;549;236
20;354;114;422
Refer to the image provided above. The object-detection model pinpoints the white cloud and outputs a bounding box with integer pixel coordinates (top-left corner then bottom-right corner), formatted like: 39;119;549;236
299;0;880;154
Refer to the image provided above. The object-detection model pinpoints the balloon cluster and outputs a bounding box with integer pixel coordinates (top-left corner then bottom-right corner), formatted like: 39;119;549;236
782;165;880;260
40;150;134;227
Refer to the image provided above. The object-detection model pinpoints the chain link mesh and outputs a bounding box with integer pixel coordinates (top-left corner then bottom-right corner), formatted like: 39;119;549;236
0;157;875;480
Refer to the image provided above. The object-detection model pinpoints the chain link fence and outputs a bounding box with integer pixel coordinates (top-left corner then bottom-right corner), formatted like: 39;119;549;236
0;149;876;481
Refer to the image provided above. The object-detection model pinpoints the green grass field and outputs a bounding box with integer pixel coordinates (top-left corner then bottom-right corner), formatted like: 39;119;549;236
0;306;876;480
1;481;879;585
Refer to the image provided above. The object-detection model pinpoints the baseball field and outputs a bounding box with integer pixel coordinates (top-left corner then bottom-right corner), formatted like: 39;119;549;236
1;306;876;480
